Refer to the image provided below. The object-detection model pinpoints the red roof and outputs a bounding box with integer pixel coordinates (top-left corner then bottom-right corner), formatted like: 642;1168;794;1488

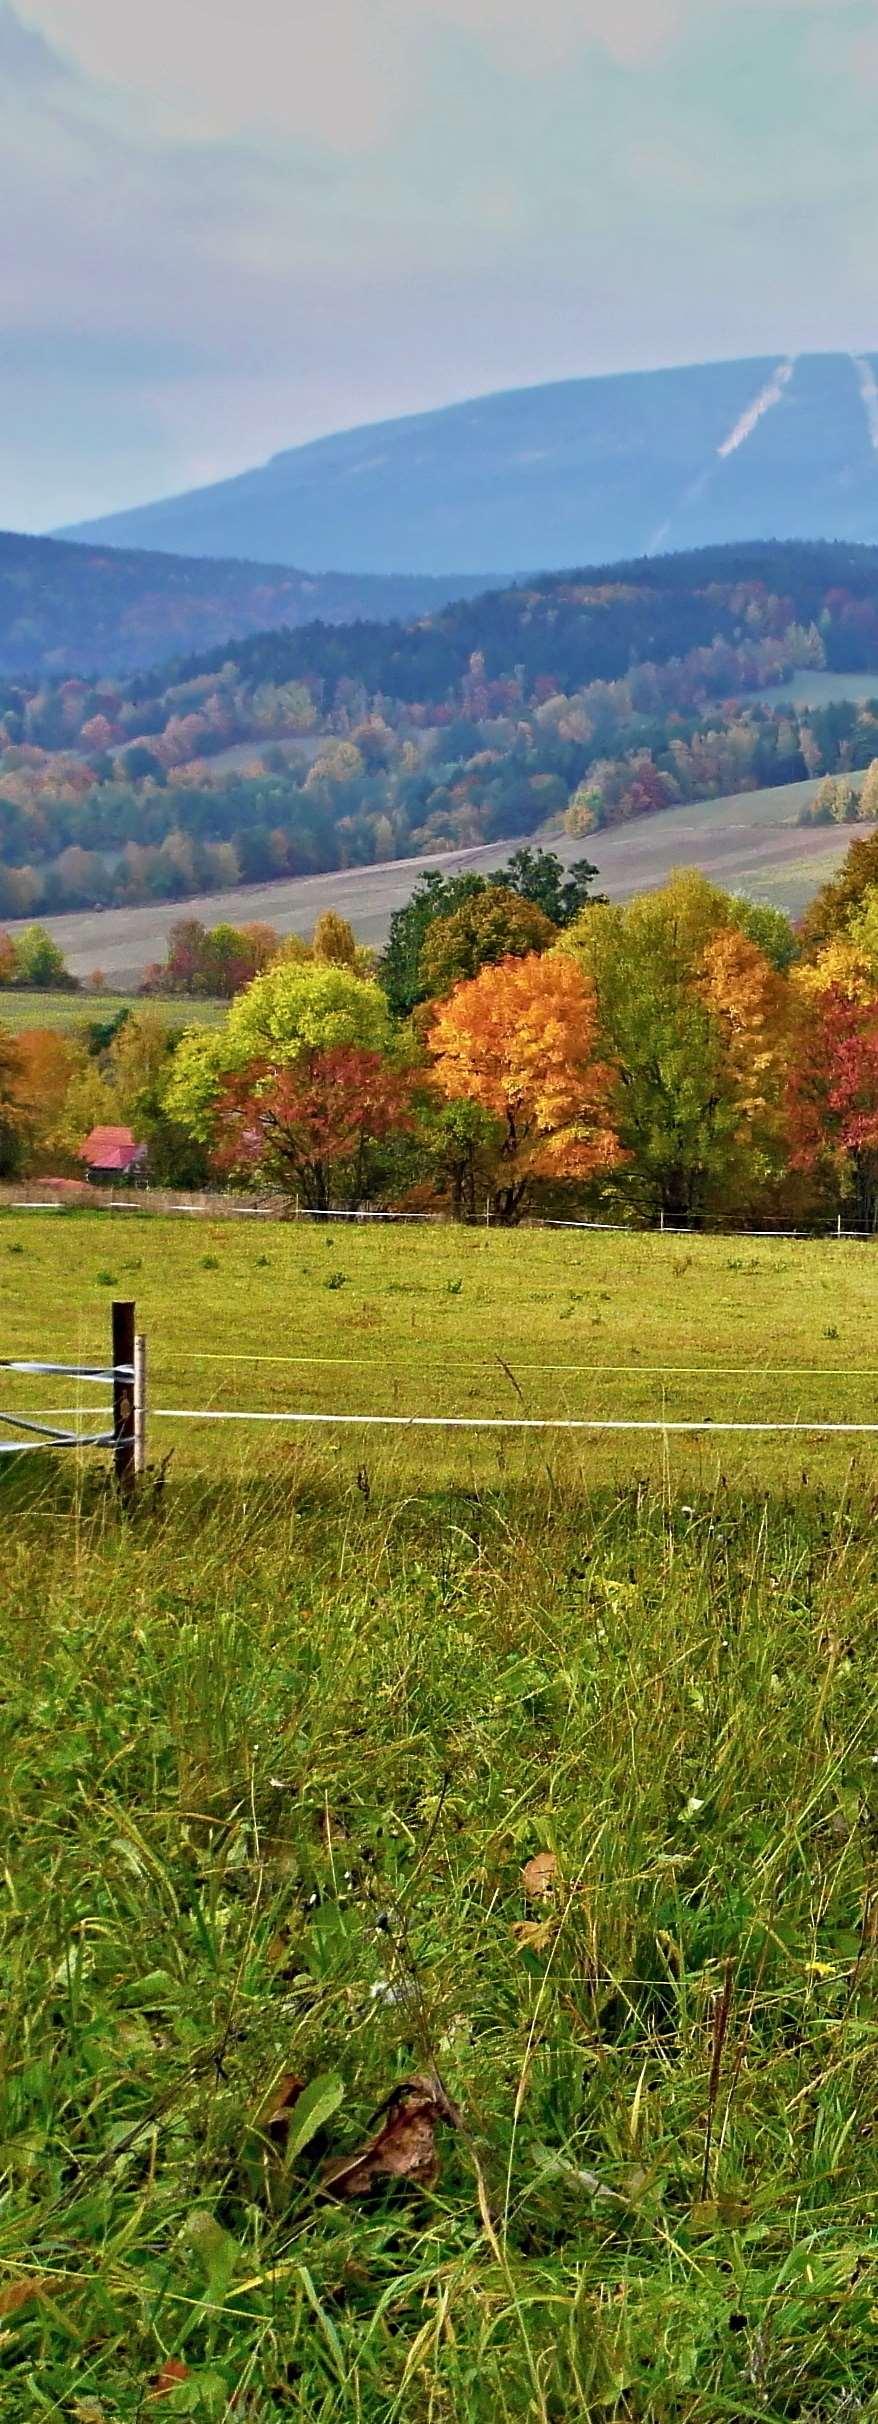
79;1125;147;1172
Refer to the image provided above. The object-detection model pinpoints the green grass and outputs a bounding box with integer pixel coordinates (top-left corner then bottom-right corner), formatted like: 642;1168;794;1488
0;991;226;1035
2;1209;878;1488
1;1471;876;2417
1;1220;877;2415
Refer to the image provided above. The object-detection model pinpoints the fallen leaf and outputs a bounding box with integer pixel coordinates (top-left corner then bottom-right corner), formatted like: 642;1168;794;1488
254;2070;304;2145
148;2360;190;2400
0;2278;48;2318
521;1851;558;1899
254;2068;343;2166
323;2075;460;2199
513;1919;556;1953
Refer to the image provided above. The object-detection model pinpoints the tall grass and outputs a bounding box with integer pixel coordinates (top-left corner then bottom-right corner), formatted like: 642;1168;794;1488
1;1460;876;2417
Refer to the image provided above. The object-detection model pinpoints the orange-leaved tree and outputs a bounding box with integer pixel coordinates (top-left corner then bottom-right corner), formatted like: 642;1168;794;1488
428;953;619;1220
0;1032;25;1175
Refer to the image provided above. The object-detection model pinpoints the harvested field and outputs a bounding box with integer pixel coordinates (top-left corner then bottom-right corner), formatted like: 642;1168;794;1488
4;775;872;985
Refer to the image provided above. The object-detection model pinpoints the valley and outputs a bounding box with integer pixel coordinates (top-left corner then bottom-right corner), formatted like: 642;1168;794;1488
8;773;867;985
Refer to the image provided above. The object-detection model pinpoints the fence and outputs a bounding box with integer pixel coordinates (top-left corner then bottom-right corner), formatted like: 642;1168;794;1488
0;1300;145;1495
3;1183;878;1240
6;1302;878;1490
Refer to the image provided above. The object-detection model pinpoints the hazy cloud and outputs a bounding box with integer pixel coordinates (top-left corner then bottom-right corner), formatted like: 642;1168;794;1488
4;0;878;528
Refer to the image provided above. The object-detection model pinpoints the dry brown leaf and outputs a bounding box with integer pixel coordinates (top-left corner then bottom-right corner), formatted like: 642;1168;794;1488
148;2360;190;2400
512;1918;556;1953
323;2074;460;2199
0;2278;48;2319
521;1851;558;1900
254;2071;304;2146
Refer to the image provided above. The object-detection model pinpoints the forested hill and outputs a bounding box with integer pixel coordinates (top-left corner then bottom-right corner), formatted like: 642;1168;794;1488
59;354;878;575
0;530;496;680
6;539;878;926
171;541;878;700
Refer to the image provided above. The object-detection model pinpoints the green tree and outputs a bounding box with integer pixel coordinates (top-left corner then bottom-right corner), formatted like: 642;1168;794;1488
421;1097;497;1220
562;872;789;1221
419;886;557;999
12;925;76;991
800;831;878;956
727;897;798;972
382;872;486;1016
499;847;602;926
226;958;392;1065
166;961;394;1146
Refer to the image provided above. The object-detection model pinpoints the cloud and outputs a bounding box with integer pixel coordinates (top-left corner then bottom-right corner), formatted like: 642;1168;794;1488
5;0;878;529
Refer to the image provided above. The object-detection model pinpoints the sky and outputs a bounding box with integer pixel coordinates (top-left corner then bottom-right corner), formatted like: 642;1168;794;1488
4;0;878;531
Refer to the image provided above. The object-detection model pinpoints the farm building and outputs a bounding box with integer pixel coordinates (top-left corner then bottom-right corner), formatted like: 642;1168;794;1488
78;1125;147;1185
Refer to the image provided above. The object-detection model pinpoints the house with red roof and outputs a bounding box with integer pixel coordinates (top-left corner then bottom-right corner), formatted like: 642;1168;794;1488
78;1125;148;1185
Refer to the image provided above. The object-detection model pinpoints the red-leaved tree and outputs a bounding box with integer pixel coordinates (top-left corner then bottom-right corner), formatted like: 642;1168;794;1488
210;1048;417;1208
788;986;878;1228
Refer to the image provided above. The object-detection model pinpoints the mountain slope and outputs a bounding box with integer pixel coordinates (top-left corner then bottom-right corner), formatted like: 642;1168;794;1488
58;354;878;576
0;530;497;678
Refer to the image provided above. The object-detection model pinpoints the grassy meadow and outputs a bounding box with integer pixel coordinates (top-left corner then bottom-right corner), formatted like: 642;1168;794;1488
0;991;226;1036
2;1208;878;1488
2;1214;878;2417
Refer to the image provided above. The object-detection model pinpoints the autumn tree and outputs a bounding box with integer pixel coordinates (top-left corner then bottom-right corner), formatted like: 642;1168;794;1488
563;872;791;1221
210;1049;416;1208
420;886;557;999
429;954;618;1221
11;1028;84;1166
166;960;395;1152
143;917;280;999
788;987;878;1228
0;931;15;987
0;1033;25;1175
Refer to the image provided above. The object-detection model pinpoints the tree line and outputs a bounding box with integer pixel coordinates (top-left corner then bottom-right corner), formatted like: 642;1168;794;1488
5;838;878;1231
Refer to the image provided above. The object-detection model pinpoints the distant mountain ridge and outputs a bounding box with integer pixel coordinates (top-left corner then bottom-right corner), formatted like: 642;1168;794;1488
58;353;878;576
0;530;497;679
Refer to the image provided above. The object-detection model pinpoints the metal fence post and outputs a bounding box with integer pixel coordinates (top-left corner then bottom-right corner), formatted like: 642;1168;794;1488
134;1332;147;1479
112;1300;135;1498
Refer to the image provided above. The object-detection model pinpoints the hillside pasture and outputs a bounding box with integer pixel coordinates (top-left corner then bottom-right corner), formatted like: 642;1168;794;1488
1;1211;877;2416
3;1209;878;1489
5;774;873;985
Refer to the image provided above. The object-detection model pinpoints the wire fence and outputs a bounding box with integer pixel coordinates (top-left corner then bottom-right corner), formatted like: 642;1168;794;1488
5;1331;878;1468
4;1187;878;1241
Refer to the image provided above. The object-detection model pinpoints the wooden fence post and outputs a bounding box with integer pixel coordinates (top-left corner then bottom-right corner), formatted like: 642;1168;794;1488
134;1332;147;1479
112;1300;135;1499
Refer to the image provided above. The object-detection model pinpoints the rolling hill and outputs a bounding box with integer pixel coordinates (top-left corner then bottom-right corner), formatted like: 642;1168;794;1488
59;353;878;576
0;530;495;679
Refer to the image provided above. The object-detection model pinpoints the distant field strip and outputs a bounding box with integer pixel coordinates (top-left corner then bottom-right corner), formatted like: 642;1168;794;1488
5;774;873;983
0;989;226;1032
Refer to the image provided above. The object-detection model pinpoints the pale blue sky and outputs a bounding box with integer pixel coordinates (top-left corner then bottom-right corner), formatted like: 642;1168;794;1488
3;0;878;530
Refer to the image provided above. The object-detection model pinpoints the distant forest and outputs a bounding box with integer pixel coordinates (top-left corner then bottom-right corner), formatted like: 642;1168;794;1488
4;541;878;918
0;530;493;679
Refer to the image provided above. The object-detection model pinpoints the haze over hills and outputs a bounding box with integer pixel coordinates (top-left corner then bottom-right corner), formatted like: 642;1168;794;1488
58;354;878;577
0;530;495;679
